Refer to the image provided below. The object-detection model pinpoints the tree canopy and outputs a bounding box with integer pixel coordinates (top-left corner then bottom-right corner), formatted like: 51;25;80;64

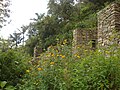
14;0;119;55
0;0;10;29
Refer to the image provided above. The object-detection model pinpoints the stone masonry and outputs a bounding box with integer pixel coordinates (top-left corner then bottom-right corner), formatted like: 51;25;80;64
33;2;120;58
97;2;120;47
73;29;97;54
73;2;120;54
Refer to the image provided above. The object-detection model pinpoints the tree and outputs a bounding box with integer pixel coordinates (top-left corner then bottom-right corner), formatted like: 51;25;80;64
17;25;28;46
47;0;75;21
0;38;10;52
0;0;11;29
25;0;77;52
9;31;22;48
27;23;38;38
25;0;118;56
25;22;39;56
88;0;116;6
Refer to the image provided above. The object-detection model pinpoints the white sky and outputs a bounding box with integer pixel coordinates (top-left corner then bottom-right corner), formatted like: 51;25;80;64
0;0;48;39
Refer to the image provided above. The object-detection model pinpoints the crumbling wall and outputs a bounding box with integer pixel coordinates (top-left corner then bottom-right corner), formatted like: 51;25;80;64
73;29;97;54
97;2;120;48
73;2;120;54
33;46;42;60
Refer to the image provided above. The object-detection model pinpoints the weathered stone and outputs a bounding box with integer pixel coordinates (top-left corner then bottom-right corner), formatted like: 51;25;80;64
73;2;120;54
73;29;97;54
97;2;120;48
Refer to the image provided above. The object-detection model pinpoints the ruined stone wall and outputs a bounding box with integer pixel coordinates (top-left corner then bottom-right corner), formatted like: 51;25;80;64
73;29;97;54
73;2;120;54
33;3;120;58
33;46;42;60
97;2;120;48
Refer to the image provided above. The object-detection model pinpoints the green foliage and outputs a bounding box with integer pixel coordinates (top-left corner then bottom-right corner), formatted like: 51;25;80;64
25;36;39;56
0;49;30;86
1;0;120;89
0;38;10;52
0;81;7;88
9;32;22;48
0;0;10;28
71;49;120;89
88;0;117;8
18;42;72;90
75;1;97;29
25;0;77;54
18;40;120;90
18;0;119;56
0;81;16;90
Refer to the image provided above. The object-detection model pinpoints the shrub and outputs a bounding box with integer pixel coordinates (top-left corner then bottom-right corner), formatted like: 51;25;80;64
0;49;30;86
70;45;120;90
18;41;120;90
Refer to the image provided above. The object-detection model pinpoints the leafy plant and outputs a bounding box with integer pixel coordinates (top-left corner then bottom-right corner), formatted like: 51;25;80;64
0;81;16;90
18;40;120;90
0;49;30;86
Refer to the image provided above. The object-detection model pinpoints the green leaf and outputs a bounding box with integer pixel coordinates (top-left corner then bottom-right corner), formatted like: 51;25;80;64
5;85;16;90
0;81;7;88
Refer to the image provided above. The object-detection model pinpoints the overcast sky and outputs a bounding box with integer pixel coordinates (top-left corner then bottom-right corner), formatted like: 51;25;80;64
0;0;48;39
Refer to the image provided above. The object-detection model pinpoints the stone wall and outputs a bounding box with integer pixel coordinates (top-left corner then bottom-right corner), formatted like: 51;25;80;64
73;29;97;54
33;46;42;60
97;2;120;48
73;2;120;54
33;2;120;58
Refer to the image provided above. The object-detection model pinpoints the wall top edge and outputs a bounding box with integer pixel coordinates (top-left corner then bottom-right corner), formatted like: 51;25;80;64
73;28;97;31
97;2;120;15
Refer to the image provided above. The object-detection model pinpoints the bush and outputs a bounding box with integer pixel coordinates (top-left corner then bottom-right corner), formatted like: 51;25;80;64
18;41;120;90
70;48;120;90
0;49;30;86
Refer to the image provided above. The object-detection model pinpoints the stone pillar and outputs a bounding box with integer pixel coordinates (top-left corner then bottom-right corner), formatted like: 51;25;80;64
97;3;120;48
72;29;97;54
33;46;42;60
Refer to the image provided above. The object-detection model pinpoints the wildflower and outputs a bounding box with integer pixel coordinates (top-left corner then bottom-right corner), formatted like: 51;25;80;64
77;46;80;49
59;54;62;56
77;55;80;58
74;54;77;57
63;39;67;45
37;68;42;71
56;50;58;52
51;53;54;57
50;62;55;65
74;54;80;58
61;55;65;58
57;54;59;57
26;70;30;73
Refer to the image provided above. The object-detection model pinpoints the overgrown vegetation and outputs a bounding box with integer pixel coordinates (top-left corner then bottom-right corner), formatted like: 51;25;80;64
0;0;120;90
0;49;30;86
18;42;120;90
24;0;118;55
0;0;10;28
